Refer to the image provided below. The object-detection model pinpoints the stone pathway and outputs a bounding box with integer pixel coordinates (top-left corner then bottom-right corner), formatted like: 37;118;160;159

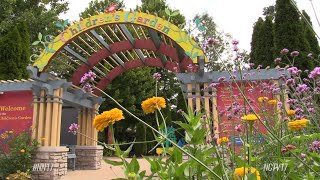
61;157;152;180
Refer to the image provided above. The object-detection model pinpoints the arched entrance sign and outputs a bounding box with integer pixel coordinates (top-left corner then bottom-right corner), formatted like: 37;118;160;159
32;11;207;95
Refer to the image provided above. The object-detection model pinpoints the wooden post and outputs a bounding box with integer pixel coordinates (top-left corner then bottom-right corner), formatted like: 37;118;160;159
32;95;39;139
37;90;46;143
55;88;63;146
195;83;201;112
44;93;52;146
203;83;210;117
187;83;193;111
211;89;219;138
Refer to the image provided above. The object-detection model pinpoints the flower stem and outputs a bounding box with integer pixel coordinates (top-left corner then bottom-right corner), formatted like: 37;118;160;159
96;87;223;180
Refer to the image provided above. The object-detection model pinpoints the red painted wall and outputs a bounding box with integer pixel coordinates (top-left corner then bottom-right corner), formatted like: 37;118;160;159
216;81;274;143
0;91;33;134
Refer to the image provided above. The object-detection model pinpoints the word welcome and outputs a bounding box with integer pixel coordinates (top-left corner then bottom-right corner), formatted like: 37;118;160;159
32;163;53;172
0;106;26;111
263;163;288;171
61;11;170;43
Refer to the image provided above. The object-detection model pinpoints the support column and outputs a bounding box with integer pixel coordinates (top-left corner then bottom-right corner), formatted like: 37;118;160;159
187;83;193;111
195;83;201;112
211;89;219;138
76;105;102;170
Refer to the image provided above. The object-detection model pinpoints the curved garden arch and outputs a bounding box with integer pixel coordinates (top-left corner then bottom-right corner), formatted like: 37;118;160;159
32;10;207;95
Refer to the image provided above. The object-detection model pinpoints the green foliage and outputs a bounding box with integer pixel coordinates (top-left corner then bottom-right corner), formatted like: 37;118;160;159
0;131;39;179
0;27;22;80
301;10;320;57
250;16;275;68
79;0;124;19
6;171;31;180
274;0;313;70
140;0;185;27
134;122;147;156
0;0;69;41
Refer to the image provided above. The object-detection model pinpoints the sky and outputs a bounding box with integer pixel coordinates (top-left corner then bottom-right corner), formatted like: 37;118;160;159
60;0;320;52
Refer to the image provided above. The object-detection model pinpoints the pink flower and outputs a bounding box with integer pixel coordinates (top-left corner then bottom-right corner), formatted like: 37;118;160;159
68;123;80;135
274;58;282;64
232;39;239;45
309;67;320;79
234;124;241;132
290;51;299;57
152;72;161;80
280;48;289;55
281;145;296;153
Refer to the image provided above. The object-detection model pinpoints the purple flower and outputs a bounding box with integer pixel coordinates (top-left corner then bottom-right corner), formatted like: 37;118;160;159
235;124;241;132
68;123;80;135
290;51;299;57
309;67;320;79
232;39;239;45
301;153;306;159
287;67;299;75
232;45;239;52
307;53;313;59
286;78;295;86
272;87;281;94
280;48;289;55
218;77;225;82
274;58;282;64
309;141;320;152
296;84;309;93
277;102;283;108
210;83;219;88
152;72;161;80
80;71;97;83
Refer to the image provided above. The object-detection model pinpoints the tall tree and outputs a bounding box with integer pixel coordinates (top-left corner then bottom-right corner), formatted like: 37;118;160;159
301;10;320;57
250;16;275;68
0;0;68;79
0;27;22;80
274;0;312;69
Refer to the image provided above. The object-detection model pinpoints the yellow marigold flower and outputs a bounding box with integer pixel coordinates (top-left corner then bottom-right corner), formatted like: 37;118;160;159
258;97;268;103
241;114;259;121
141;96;166;114
41;137;46;141
288;119;309;131
93;108;124;131
217;137;229;145
20;149;25;153
234;167;261;180
287;110;295;116
268;99;277;105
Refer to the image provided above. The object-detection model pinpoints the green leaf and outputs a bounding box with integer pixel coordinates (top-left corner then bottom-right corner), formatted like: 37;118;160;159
63;19;69;26
145;157;160;173
192;52;199;59
32;41;40;46
55;22;63;29
198;26;207;31
190;129;206;144
165;8;171;16
123;142;134;158
195;18;201;26
38;32;42;41
128;156;140;174
139;170;146;179
170;148;182;164
171;11;179;17
104;159;123;166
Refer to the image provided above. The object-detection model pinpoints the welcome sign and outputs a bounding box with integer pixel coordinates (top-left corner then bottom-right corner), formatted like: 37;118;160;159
0;91;33;133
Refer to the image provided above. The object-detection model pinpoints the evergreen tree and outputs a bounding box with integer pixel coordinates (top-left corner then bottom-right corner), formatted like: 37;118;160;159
17;22;31;79
301;10;320;57
0;27;22;80
274;0;312;69
250;16;275;68
250;18;264;66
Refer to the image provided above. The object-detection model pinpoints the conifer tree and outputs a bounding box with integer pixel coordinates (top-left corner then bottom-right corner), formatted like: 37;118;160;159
301;10;320;57
0;28;22;80
274;0;312;69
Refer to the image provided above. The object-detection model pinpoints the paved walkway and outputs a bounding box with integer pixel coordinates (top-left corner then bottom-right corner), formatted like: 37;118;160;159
61;157;152;180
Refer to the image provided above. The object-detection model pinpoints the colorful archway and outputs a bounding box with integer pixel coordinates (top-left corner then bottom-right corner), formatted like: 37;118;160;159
32;10;207;95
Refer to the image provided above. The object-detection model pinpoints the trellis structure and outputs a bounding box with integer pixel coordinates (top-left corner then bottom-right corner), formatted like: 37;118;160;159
24;9;207;180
